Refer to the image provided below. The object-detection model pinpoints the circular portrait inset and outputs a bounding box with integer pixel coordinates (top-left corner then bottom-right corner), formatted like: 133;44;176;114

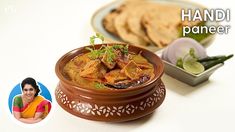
8;77;52;124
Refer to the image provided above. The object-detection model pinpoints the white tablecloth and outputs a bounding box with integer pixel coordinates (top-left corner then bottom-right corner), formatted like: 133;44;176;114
0;0;234;132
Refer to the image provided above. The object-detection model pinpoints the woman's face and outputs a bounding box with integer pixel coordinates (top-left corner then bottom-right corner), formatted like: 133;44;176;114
22;84;36;101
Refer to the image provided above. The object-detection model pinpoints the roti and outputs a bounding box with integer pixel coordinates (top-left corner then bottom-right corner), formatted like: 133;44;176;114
102;0;204;48
141;4;182;47
113;1;149;46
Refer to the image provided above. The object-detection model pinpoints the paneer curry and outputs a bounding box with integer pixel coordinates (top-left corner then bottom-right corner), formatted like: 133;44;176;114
63;44;154;89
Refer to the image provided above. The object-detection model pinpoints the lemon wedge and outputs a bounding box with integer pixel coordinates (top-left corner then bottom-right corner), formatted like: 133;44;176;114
183;60;205;74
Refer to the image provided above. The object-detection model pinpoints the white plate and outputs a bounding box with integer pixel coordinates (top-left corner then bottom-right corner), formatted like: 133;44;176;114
91;0;216;52
162;60;223;86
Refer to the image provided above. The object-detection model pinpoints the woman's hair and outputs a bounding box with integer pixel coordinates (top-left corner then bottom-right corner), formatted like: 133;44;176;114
21;77;40;97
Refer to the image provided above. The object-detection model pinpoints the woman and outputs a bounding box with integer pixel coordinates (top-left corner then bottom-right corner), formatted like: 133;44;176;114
12;77;51;124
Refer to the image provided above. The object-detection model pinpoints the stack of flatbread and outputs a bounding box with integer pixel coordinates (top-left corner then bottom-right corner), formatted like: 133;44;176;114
102;0;200;48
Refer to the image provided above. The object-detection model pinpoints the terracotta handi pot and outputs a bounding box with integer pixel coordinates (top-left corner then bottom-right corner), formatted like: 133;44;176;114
55;43;166;122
